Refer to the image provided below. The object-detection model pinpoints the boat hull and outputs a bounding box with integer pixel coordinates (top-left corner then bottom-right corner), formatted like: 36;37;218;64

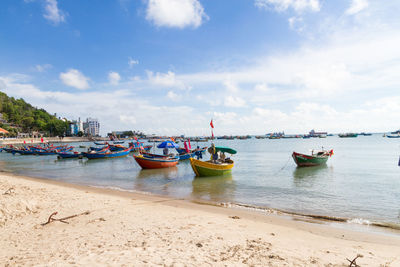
82;148;130;159
57;152;82;159
133;155;178;169
292;152;329;167
189;158;234;177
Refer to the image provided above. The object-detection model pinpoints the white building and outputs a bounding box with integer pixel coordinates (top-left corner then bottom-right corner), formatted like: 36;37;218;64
85;118;100;136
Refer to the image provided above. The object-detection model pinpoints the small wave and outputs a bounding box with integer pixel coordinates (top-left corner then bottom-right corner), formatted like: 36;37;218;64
218;202;400;231
347;218;371;225
90;185;154;195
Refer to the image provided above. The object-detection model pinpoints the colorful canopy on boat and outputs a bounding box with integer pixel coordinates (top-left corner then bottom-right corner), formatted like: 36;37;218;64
215;146;237;154
157;140;179;149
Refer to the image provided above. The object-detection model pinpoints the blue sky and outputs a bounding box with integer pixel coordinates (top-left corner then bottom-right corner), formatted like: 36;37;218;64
1;0;400;135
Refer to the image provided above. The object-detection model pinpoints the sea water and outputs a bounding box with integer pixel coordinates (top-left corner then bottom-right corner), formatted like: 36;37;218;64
1;134;399;228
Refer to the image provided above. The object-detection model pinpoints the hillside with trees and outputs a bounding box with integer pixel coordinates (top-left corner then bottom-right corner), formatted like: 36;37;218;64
0;91;69;137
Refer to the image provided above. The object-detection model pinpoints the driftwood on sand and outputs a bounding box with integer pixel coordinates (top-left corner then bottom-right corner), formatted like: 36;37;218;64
346;254;363;267
41;211;91;226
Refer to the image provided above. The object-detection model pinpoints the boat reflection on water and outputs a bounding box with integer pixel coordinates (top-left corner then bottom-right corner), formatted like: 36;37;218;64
133;167;179;194
135;167;179;180
292;165;330;187
191;174;235;203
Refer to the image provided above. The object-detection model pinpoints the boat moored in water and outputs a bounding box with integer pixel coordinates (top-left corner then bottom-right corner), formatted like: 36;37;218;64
338;133;358;138
133;154;179;169
189;146;236;177
292;149;333;167
82;147;131;159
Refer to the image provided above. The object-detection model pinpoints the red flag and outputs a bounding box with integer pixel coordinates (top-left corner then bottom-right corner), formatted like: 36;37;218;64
210;119;214;128
41;137;43;143
24;140;26;144
188;139;191;149
184;141;189;153
212;130;214;139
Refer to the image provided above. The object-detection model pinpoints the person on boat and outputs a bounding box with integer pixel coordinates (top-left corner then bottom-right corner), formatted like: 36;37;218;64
195;146;202;159
208;143;219;163
219;152;226;162
163;147;169;156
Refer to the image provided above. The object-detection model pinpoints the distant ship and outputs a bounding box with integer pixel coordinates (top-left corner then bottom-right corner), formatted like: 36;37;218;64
309;129;328;138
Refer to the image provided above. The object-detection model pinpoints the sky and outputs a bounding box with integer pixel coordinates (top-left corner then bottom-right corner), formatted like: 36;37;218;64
1;0;400;136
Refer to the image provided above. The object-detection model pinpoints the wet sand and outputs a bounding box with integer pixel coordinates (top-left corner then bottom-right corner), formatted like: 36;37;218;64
1;172;399;266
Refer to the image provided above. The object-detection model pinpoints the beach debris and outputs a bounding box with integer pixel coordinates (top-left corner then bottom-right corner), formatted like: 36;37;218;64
87;217;106;224
41;211;91;226
346;254;363;267
229;215;240;219
196;243;203;248
3;187;15;195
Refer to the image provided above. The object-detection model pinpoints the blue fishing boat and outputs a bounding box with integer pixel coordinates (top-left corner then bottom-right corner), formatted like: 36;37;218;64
82;147;131;159
178;152;196;160
11;148;36;155
176;146;207;154
57;151;82;159
93;141;108;145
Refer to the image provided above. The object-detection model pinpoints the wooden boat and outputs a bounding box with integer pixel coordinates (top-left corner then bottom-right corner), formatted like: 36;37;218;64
11;148;36;155
133;154;179;169
338;133;358;138
57;151;82;159
190;158;234;176
189;146;236;177
292;150;333;167
141;152;170;158
176;146;207;154
93;141;107;145
387;135;400;138
82;147;131;159
178;152;196;160
175;147;207;161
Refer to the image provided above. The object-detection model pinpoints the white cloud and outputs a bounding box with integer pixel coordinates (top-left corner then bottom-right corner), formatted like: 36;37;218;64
34;64;52;72
146;70;187;89
346;0;369;15
254;83;270;92
108;71;121;85
288;16;304;32
0;74;208;135
255;0;320;13
166;90;182;101
145;0;208;29
43;0;66;25
59;69;90;90
119;115;137;125
223;80;239;93
128;57;139;68
224;96;246;108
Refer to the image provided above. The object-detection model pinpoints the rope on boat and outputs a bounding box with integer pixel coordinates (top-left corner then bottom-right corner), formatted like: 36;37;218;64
272;156;292;176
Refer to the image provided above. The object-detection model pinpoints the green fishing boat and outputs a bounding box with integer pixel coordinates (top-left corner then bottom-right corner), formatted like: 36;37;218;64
292;149;333;167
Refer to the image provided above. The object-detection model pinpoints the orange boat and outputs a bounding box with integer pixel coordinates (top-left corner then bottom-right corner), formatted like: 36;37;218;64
133;154;179;169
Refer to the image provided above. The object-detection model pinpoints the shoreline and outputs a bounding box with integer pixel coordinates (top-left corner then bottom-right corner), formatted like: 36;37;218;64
1;172;399;265
4;168;400;236
5;171;400;241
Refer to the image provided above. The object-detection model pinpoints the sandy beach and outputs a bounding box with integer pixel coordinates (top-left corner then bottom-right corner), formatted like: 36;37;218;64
1;172;399;266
